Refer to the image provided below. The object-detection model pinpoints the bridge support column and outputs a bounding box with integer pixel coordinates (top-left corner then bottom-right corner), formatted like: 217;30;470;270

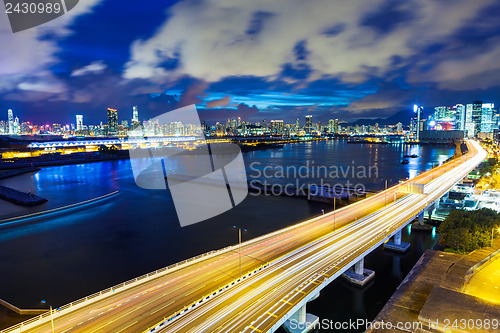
412;210;434;231
384;229;410;253
342;257;375;287
434;199;440;209
427;203;435;222
417;211;424;225
283;297;319;333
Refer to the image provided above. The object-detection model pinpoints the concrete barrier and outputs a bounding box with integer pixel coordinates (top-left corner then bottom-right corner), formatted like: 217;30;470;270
0;299;46;315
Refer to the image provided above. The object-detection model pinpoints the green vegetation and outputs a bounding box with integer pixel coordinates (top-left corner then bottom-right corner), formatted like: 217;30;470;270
438;208;500;253
479;157;498;176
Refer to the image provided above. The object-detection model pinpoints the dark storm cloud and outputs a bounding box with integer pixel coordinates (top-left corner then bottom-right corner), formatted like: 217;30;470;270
321;23;346;37
293;40;310;61
360;0;415;35
245;11;275;36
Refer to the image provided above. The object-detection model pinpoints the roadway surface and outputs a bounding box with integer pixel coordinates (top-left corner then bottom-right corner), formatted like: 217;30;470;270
7;141;486;333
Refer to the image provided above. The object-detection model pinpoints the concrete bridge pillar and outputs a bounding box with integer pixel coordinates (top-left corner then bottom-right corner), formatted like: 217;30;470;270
384;229;410;253
290;303;306;324
427;203;435;222
354;257;364;275
394;229;402;245
342;257;375;287
434;198;440;209
283;295;320;333
417;211;424;225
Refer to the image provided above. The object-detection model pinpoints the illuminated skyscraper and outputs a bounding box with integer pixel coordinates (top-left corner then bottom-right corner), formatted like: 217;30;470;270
411;105;423;141
464;104;475;136
305;115;312;134
480;103;496;133
270;120;284;135
471;101;483;136
295;118;300;132
7;109;13;134
76;115;83;131
132;106;139;122
107;108;118;135
455;104;466;131
13;117;20;134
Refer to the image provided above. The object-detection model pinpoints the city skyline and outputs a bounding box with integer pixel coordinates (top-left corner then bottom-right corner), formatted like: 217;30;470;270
1;1;500;125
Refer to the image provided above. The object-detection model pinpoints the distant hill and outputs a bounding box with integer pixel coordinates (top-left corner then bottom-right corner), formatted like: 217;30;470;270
348;110;415;127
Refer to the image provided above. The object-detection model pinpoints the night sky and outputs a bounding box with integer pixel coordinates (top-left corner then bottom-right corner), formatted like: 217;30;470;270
1;0;500;125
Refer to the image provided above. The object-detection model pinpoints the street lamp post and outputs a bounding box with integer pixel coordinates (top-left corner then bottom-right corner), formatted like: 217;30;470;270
491;226;500;248
41;300;55;333
385;179;388;207
233;226;247;278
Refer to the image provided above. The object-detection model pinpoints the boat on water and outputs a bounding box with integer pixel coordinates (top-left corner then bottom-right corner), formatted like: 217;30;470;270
401;159;410;164
403;154;419;158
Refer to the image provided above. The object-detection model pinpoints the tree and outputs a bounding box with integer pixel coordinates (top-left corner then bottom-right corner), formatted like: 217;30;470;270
438;208;500;252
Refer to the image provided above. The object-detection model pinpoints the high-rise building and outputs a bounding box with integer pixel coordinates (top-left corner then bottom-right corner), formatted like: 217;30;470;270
455;104;466;131
107;108;118;135
13;117;20;134
270;120;284;135
397;122;403;134
305;115;312;134
328;119;334;133
132;106;139;122
464;103;475;137
7;109;13;134
76;115;83;131
480;103;497;133
471;101;483;136
333;119;339;134
295;118;300;132
411;105;424;141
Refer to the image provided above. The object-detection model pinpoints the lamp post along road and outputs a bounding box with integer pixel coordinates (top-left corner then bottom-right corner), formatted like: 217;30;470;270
50;306;55;333
385;179;387;207
491;227;499;248
333;198;336;232
233;226;247;278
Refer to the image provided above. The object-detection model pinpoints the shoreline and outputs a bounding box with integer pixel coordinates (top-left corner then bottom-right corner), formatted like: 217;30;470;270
0;191;119;230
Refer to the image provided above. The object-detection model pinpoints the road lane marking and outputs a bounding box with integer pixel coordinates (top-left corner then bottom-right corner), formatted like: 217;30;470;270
115;320;138;333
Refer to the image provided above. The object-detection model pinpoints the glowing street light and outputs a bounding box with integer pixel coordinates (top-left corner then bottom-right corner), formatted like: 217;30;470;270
491;226;500;248
41;300;55;333
233;226;247;278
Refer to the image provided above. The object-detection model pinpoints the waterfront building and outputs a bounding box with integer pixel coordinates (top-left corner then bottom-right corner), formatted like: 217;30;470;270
305;115;312;134
411;105;424;141
270;120;284;135
480;103;497;133
76;115;83;131
107;108;118;135
8;109;13;134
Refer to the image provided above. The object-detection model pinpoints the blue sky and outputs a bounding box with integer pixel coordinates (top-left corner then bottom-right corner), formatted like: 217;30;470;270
1;0;500;125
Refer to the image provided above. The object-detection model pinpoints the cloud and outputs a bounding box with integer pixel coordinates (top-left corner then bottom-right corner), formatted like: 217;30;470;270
124;0;496;90
0;0;104;96
206;95;230;108
71;61;107;77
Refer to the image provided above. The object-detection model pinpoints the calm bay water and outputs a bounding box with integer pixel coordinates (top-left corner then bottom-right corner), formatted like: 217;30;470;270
0;140;450;331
